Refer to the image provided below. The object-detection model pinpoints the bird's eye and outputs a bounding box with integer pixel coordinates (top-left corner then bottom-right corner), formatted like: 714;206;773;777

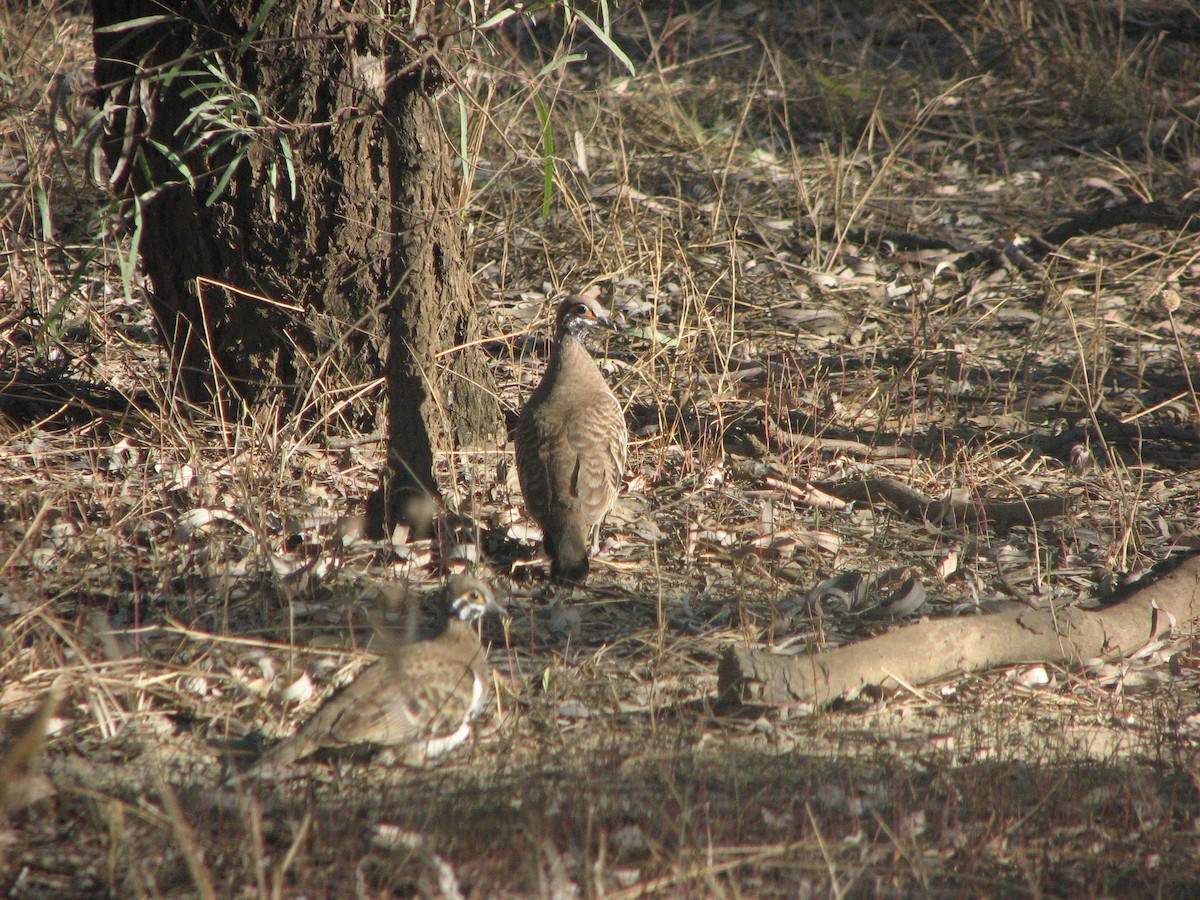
573;303;592;317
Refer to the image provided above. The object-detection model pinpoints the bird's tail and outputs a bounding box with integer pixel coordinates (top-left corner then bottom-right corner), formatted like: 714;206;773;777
549;526;590;583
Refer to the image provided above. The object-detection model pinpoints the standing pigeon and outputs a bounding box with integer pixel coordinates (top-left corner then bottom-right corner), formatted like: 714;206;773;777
515;297;628;582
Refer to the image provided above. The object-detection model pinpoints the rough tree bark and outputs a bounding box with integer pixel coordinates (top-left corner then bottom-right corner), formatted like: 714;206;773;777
92;1;502;527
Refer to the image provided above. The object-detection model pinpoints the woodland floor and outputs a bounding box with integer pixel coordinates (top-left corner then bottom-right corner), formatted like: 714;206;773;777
4;1;1200;896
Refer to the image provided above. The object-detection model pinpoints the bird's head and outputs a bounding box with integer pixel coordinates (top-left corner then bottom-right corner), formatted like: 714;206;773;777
446;576;506;624
555;296;618;339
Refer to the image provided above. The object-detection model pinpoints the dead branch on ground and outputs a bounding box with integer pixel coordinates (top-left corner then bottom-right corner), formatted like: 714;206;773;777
719;553;1200;707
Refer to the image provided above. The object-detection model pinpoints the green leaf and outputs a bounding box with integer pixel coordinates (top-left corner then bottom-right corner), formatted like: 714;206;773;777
572;7;635;75
538;52;588;77
278;135;296;201
94;15;176;34
119;197;144;302
624;325;679;347
268;159;279;221
478;8;518;29
204;146;247;206
34;183;52;244
239;0;279;56
147;139;196;189
36;248;101;344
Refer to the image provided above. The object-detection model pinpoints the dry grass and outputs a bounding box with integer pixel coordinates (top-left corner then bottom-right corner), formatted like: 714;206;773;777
4;0;1200;895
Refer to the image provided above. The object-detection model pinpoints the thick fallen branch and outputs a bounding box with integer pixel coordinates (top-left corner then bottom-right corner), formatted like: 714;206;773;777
727;463;1073;529
942;198;1200;273
825;477;1073;528
1036;198;1200;250
800;198;1200;273
718;554;1200;707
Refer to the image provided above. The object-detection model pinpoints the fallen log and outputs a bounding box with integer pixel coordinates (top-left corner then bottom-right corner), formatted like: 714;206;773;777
718;554;1200;707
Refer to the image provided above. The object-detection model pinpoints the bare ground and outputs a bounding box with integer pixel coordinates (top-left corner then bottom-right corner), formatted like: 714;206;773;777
3;1;1200;896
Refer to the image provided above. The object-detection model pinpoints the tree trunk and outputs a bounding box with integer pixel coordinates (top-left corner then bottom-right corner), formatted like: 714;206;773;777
92;1;502;521
377;31;501;531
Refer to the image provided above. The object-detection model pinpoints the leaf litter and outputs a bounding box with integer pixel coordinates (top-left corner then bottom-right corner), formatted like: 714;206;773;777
4;1;1200;895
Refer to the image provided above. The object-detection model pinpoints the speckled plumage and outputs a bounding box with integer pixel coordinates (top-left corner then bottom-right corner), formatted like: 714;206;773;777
515;297;627;582
246;577;503;778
